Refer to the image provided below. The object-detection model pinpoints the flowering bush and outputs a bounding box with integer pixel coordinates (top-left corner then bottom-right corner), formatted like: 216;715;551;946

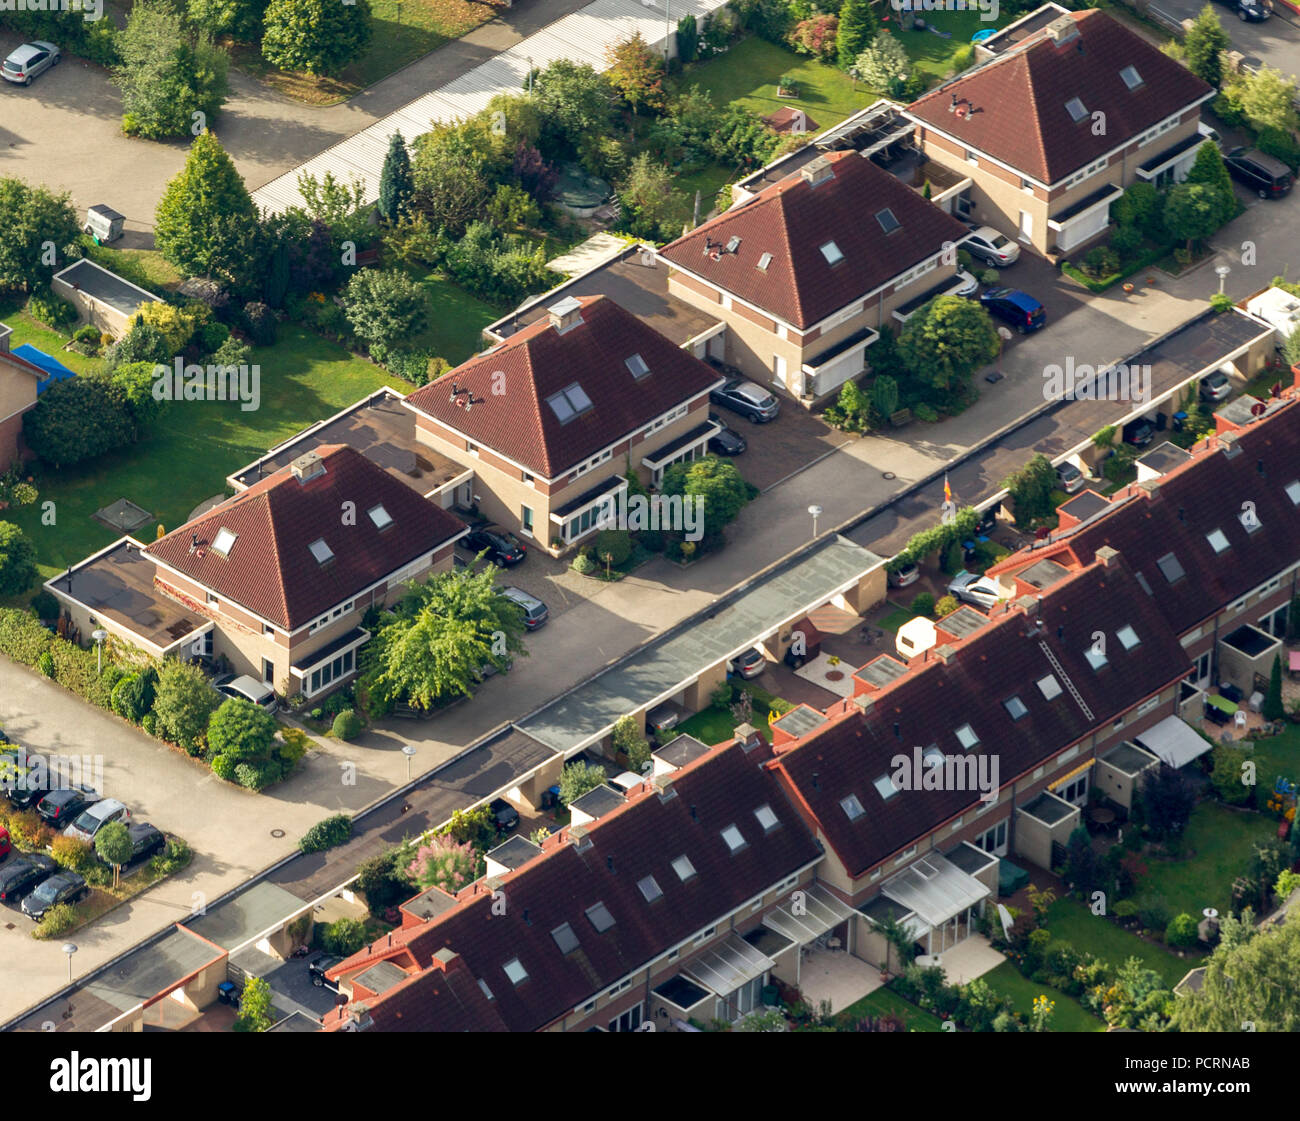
788;15;838;62
408;834;478;893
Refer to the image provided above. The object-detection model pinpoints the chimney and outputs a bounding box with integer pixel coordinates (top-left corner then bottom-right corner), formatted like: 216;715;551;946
933;644;957;665
655;774;676;801
1045;15;1079;45
1094;545;1120;569
547;295;584;334
801;155;835;187
290;450;326;483
853;694;875;716
0;323;11;353
430;948;459;972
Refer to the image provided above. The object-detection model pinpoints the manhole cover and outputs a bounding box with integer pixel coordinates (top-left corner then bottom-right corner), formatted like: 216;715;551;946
270;829;285;838
882;471;896;480
4;923;14;930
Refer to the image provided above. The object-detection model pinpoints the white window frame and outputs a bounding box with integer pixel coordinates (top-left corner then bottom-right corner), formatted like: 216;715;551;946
570;447;613;481
1062;155;1108;191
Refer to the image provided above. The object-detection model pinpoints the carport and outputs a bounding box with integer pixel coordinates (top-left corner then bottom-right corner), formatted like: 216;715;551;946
1134;715;1213;769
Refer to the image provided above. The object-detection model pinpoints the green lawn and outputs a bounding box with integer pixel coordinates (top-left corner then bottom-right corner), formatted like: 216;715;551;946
833;985;946;1031
1132;801;1277;918
1244;723;1300;815
674;163;737;222
0;304;103;378
982;961;1103;1032
407;271;503;364
1044;898;1192;988
676;682;789;745
6;324;408;580
885;7;1009;82
82;244;183;296
874;601;915;633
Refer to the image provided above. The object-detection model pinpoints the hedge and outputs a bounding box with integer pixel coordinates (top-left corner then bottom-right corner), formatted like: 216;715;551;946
299;814;353;854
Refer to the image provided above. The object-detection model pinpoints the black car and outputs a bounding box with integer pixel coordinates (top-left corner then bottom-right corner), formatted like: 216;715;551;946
980;287;1046;333
0;853;58;903
1217;0;1270;21
100;823;165;867
36;786;99;825
490;798;520;833
1124;420;1155;447
1223;147;1292;199
309;953;343;991
463;524;526;566
21;871;86;920
709;378;780;423
707;413;747;455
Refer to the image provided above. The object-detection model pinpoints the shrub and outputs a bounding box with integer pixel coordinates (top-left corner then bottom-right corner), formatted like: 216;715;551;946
355;848;417;916
51;835;96;874
34;903;78;938
7;809;52;850
234;760;277;790
935;594;959;618
36;650;55;678
299;813;353;854
913;403;939;423
910;592;935;618
788;14;838;62
593;528;632;567
150;837;192;876
198;320;231;356
0;607;52;664
1110;226;1143;258
210;754;238;781
317;917;368;956
1113;899;1139;920
72;323;101;347
141;712;158;737
1165;913;1199;948
571;552;596;575
1137;897;1171;933
332;709;362;740
1083;246;1120;278
111;668;157;724
211;336;252;368
28;590;58;622
242;301;277;346
27;287;76;330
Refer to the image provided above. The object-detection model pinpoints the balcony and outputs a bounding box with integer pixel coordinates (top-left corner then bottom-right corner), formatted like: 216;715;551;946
801;327;879;400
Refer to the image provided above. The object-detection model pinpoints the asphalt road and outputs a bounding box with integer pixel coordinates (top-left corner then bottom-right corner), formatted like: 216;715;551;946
1152;0;1300;75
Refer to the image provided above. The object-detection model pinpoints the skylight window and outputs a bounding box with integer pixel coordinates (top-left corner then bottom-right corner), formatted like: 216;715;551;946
1117;625;1141;651
1085;646;1108;671
720;824;747;852
672;854;697;882
842;793;867;819
625;353;650;380
757;252;773;271
872;774;900;802
586;902;616;933
1287;480;1300;506
1156;552;1185;584
754;804;779;832
637;874;663;903
1037;674;1063;701
875;208;901;234
1240;506;1261;533
1120;65;1143;90
1206;528;1231;554
551;922;580;954
819;240;844;266
1004;695;1029;721
503;958;528;985
955;723;979;750
212;528;237;556
367;504;392;530
308;538;334;565
1065;97;1088;123
545;382;594;424
725;235;741;253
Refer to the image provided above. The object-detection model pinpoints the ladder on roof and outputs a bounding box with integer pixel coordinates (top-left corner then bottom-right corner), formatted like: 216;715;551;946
1038;641;1094;723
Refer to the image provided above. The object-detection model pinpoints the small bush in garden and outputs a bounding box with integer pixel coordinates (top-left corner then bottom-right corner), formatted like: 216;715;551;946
571;553;596;575
34;903;78;938
317;917;368;956
198;320;231;356
1137;898;1171;933
332;709;361;741
141;712;158;737
910;592;935;618
935;595;959;618
355;848;418;916
150;838;192;877
51;835;95;875
1113;899;1139;920
322;691;349;719
36;651;55;678
299;814;353;854
28;590;58;621
310;707;324;721
72;324;101;347
1110;226;1142;258
210;754;237;781
913;403;939;423
234;761;277;790
242;301;277;347
979;269;999;286
27;288;77;330
1165;913;1198;948
593;528;632;567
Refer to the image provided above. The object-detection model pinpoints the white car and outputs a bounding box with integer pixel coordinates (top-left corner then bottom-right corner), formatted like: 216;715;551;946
964;226;1021;267
63;798;130;843
2;41;60;85
947;572;1005;610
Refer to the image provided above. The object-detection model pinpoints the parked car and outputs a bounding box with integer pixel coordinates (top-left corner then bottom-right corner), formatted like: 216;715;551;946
213;673;278;713
464;524;526;566
975;506;999;537
500;586;548;630
1123;419;1155;447
489;798;520;833
1056;462;1085;494
36;786;99;826
4;770;51;809
888;562;920;588
1223;147;1292;199
947;572;1005;610
980;287;1046;333
1200;371;1232;402
730;648;766;680
951;270;980;297
21;871;87;920
64;797;131;843
309;953;343;990
1;41;60;85
1216;0;1270;20
0;854;57;903
646;703;681;735
707;413;747;455
101;823;165;867
710;378;780;423
963;225;1021;267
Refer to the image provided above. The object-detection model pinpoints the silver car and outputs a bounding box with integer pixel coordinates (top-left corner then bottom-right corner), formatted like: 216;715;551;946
964;225;1021;267
2;41;60;85
947;572;1005;610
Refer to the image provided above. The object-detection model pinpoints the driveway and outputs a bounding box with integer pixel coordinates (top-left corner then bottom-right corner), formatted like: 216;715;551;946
1150;0;1300;75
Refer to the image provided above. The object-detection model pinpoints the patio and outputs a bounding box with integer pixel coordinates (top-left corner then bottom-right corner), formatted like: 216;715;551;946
927;934;1006;986
797;946;884;1014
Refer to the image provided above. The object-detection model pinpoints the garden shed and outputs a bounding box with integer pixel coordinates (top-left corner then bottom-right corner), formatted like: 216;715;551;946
51;258;162;339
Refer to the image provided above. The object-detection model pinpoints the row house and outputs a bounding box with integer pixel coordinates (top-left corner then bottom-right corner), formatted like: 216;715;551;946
404;295;723;554
0;324;43;465
905;9;1215;255
657;149;971;403
49;444;466;698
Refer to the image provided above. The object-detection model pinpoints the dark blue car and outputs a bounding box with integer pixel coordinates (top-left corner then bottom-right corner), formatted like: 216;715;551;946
980;287;1046;334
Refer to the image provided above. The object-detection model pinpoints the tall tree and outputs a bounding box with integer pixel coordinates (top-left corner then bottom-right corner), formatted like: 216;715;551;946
155;131;257;284
377;131;414;224
1263;654;1284;721
95;821;134;888
1163;182;1222;251
605;32;667;114
836;0;878;71
0;522;38;598
897;294;999;393
1238;64;1300;135
617;153;688;242
342;269;430;351
187;0;268;42
1183;5;1228;88
1183;140;1236;225
151;659;219;754
233;976;275;1032
0;177;79;295
854;30;909;93
661;454;755;531
531;59;615;158
261;0;372;76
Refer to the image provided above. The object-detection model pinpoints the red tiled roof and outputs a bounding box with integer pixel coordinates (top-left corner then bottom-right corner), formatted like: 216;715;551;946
765;106;819;135
990;397;1300;637
147;444;465;629
907;10;1212;184
325;738;821;1031
322;958;509;1033
404;296;722;479
772;561;1191;878
659;149;970;329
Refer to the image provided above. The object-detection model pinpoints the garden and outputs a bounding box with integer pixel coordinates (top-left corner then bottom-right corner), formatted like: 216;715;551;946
676;678;794;746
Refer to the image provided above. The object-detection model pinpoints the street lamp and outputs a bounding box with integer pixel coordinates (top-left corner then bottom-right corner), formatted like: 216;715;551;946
808;504;823;538
91;630;107;675
1215;264;1231;294
62;942;77;984
401;744;417;783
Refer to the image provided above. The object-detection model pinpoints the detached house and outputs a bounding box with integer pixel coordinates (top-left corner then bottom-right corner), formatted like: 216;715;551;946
658;149;971;403
49;444;466;699
906;9;1214;255
404;295;723;553
0;325;44;466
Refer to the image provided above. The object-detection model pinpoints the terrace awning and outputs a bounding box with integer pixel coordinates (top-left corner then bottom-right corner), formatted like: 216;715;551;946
1135;715;1212;769
762;882;855;944
881;852;989;930
683;934;774;996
